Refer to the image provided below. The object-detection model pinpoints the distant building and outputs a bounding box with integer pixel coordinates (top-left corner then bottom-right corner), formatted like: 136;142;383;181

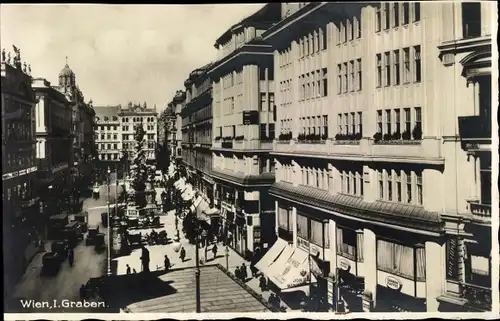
1;48;40;296
94;102;158;171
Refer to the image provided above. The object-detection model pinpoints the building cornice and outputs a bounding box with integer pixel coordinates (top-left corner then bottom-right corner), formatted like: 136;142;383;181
270;182;445;235
211;168;275;187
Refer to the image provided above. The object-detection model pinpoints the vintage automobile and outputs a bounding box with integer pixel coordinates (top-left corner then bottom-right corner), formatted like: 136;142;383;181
42;252;61;274
94;233;105;250
47;213;69;239
51;240;69;261
127;231;142;248
73;212;88;232
86;225;100;245
101;212;108;227
61;221;83;248
92;184;100;199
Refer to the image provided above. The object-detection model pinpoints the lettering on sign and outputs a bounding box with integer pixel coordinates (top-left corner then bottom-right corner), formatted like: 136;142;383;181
385;275;402;290
465;143;480;150
339;258;350;271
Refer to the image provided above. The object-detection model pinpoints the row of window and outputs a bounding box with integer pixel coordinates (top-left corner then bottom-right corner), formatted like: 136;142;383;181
278;46;292;69
337;112;363;136
376;2;421;33
336;16;362;44
260;123;276;140
278;210;426;280
340;169;364;197
377;168;423;205
376;107;422;139
300;68;328;100
337;59;362;94
300;115;328;137
279;79;293;106
280;118;293;135
376;46;421;87
5;150;35;169
5;121;33;142
298;27;328;59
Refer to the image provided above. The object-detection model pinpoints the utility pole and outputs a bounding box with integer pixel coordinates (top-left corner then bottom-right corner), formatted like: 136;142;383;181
106;167;111;276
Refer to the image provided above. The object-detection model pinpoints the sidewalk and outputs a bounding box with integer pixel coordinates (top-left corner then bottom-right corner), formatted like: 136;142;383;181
113;209;293;311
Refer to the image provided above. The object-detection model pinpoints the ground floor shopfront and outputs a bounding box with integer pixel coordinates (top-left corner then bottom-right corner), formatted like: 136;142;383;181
268;183;449;313
213;180;276;260
3;170;43;298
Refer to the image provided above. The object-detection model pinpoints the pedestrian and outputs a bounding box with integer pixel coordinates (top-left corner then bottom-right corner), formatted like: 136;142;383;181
235;266;241;280
241;263;248;281
164;255;171;271
133;268;137;274
212;243;218;260
68;248;74;266
79;284;86;300
126;264;131;275
140;245;150;273
259;274;267;292
180;246;186;262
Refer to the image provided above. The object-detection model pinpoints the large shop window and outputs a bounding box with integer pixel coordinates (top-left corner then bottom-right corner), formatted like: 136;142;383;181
336;227;363;262
377;239;426;281
278;206;293;241
297;214;329;248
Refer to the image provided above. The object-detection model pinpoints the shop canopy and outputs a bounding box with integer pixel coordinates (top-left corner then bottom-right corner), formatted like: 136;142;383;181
255;238;288;275
181;185;194;201
173;177;185;189
266;246;317;291
203;207;220;216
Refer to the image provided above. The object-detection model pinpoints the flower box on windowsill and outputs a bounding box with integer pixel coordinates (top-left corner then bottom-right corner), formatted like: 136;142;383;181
333;140;361;145
276;140;290;144
373;140;422;145
297;140;326;144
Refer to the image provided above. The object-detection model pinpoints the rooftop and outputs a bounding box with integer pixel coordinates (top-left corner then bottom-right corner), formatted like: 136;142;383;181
93;105;120;119
102;265;271;313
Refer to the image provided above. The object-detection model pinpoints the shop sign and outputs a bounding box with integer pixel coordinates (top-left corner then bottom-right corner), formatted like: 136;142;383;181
19;169;27;175
339;258;350;271
327;278;334;306
310;243;321;256
253;227;261;243
385;275;402;290
297;237;309;251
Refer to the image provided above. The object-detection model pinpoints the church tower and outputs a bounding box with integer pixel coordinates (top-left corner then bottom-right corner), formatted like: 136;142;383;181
58;56;76;94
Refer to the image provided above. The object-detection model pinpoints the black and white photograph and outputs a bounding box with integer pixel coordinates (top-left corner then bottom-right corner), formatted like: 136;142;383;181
1;2;498;318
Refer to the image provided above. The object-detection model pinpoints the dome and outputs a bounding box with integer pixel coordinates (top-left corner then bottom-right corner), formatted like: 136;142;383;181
59;63;74;77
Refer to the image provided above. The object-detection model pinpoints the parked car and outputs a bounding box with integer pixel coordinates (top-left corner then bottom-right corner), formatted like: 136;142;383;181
86;225;100;245
42;252;61;274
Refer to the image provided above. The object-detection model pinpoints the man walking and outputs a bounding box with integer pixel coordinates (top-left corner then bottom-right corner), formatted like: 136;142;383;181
212;243;218;260
164;254;171;272
180;246;186;262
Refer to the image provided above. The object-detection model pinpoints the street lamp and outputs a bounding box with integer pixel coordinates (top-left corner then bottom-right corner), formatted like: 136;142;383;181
106;167;112;276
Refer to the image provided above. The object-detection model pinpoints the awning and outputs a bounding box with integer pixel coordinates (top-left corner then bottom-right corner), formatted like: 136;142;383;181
174;178;184;188
255;238;288;274
267;247;317;290
182;185;195;201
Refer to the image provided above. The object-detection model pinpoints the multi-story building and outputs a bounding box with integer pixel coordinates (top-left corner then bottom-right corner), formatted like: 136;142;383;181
56;60;87;185
119;102;158;163
94;105;121;170
79;100;97;186
210;4;281;259
172;90;186;165
181;63;215;206
260;1;494;313
32;77;73;228
94;102;158;173
1;48;40;295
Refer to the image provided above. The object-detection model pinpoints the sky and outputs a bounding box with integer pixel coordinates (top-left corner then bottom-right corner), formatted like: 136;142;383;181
1;4;265;112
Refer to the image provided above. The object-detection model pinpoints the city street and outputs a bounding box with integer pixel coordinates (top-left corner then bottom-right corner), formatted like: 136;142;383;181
7;182;120;313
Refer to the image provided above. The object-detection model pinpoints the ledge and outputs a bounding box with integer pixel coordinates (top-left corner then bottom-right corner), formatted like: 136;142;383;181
269;182;444;234
211;168;275;187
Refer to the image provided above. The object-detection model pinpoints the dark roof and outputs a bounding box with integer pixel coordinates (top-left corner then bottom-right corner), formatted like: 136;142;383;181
214;3;281;46
270;182;443;233
93;105;120;118
103;265;271;313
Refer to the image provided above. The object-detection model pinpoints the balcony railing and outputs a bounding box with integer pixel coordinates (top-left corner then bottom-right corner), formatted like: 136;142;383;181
470;202;491;219
458;116;491;141
462;282;492;311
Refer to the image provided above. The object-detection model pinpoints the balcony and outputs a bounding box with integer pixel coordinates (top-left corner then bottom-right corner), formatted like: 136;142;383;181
458;116;491;151
469;202;491;222
439;280;492;312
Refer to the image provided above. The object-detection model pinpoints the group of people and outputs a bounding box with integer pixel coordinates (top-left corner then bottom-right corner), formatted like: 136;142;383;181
234;263;248;282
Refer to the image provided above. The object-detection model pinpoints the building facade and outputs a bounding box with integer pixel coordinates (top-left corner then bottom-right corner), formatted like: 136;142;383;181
1;48;40;296
94;103;158;174
210;4;282;259
181;63;215;207
32;77;73;234
172;90;186;165
262;1;494;313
